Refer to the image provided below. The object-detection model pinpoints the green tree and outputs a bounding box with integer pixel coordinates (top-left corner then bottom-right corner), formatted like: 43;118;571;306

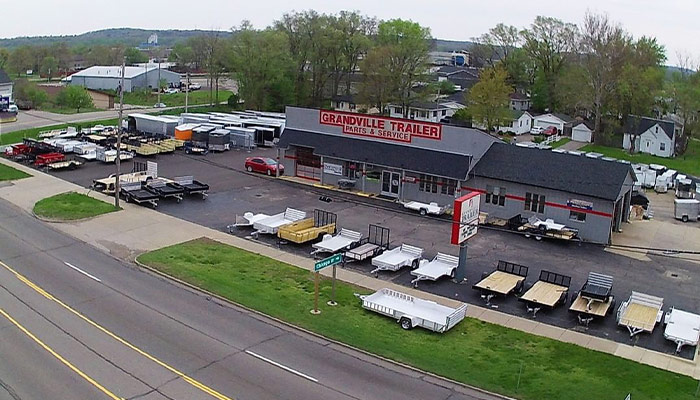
8;46;33;76
521;16;578;111
328;11;376;96
169;42;196;68
40;56;58;81
13;79;48;108
56;86;94;112
357;45;394;114
466;67;512;133
375;19;431;118
0;48;9;70
125;47;148;64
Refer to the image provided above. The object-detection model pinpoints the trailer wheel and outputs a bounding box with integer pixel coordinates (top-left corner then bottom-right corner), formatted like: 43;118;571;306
450;268;456;279
571;291;578;305
400;317;413;330
682;215;689;223
411;260;419;269
515;279;524;294
535;235;542;241
560;291;569;305
419;208;427;216
608;298;616;315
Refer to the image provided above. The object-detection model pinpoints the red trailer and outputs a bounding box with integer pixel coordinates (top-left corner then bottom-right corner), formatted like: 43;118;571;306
35;152;65;167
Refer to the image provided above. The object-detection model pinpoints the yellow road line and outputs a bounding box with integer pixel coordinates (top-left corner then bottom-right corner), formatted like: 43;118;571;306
0;260;233;400
0;308;123;400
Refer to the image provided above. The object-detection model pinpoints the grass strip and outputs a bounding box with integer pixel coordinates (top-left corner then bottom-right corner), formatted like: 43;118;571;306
581;139;700;176
0;163;31;181
33;192;119;220
138;238;698;400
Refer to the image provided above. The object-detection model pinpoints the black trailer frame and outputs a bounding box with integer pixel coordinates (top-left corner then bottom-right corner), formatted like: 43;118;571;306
344;224;391;264
174;176;209;199
147;179;185;203
569;272;615;326
472;260;529;304
518;270;571;318
120;182;159;208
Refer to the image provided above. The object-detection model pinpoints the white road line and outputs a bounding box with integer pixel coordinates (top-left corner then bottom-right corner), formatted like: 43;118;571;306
63;262;102;282
245;350;318;383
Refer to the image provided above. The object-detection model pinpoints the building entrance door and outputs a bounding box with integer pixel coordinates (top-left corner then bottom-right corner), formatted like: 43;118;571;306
381;171;401;197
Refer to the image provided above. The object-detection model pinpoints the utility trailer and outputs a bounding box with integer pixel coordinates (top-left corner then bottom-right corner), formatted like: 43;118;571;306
120;183;159;208
663;308;700;353
370;244;423;276
357;288;467;332
96;147;134;163
252;208;307;236
311;228;363;256
569;272;615;326
174;176;208;199
410;253;459;287
617;291;664;337
277;209;337;244
146;178;184;203
509;214;579;241
229;212;271;231
472;260;529;305
184;141;208;155
45;158;83;170
674;199;699;222
403;201;447;216
344;224;390;264
519;271;571;318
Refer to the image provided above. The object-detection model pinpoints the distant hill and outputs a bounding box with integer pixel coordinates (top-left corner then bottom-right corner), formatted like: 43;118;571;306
0;28;232;48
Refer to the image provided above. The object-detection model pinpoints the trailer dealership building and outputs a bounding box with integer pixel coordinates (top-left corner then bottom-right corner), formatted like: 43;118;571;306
278;107;635;244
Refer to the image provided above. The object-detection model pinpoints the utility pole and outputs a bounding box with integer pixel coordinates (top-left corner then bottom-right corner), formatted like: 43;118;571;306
157;56;161;106
185;72;189;113
115;57;125;208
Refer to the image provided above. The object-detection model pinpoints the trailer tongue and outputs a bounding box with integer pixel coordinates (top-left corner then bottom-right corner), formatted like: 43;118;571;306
569;272;615;326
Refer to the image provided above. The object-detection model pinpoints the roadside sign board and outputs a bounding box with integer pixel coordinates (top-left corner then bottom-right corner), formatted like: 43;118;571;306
314;253;343;271
0;96;9;111
451;192;480;245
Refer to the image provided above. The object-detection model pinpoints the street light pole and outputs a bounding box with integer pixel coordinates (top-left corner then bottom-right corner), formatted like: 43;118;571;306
115;57;125;208
185;72;189;113
157;56;161;106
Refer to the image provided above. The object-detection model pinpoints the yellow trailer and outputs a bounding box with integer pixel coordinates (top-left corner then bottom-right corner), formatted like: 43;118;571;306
278;209;337;244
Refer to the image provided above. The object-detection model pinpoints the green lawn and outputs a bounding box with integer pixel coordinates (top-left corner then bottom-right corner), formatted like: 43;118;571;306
0;163;31;181
33;192;120;220
138;238;698;400
581;139;700;176
122;90;233;107
550;137;571;149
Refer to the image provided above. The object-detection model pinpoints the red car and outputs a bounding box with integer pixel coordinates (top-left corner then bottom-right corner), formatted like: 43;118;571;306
244;157;284;176
542;126;558;136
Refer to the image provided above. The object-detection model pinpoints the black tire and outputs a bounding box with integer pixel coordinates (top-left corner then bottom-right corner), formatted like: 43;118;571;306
419;208;427;216
571;291;578;305
561;291;569;305
400;317;412;330
608;298;616;315
450;268;456;279
246;166;253;173
682;215;689;223
515;279;524;294
411;259;419;269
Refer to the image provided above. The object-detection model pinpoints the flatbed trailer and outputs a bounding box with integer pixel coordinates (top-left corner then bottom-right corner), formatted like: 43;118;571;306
403;201;447;216
277;209;337;244
664;308;700;353
344;224;390;264
472;260;529;305
252;208;307;236
46;159;83;170
617;291;664;337
509;214;580;242
519;270;571;318
569;272;615;326
358;288;467;332
174;176;209;199
93;171;155;194
410;253;459;287
311;228;362;256
370;244;423;276
120;183;159;208
146;178;184;202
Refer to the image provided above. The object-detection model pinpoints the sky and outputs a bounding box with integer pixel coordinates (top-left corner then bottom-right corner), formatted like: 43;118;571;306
2;0;698;66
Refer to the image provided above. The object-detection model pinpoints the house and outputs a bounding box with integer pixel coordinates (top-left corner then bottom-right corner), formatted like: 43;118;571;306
0;69;14;102
623;115;676;158
509;93;531;111
497;111;533;135
330;94;376;114
68;65;181;92
533;113;574;134
388;101;458;123
571;120;594;143
436;66;480;91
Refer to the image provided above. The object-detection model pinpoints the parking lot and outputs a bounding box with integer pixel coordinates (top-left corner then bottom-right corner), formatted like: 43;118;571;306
45;147;700;359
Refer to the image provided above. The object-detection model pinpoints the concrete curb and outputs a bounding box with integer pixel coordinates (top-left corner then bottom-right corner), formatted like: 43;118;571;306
133;256;515;400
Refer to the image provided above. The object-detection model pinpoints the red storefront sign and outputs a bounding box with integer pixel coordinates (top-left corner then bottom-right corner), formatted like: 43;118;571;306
319;110;442;143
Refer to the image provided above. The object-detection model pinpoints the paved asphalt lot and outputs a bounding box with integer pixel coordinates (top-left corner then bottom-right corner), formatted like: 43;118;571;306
0;198;496;400
45;146;700;360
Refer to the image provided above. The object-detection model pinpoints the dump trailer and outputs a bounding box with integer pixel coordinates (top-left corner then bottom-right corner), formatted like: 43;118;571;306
277;209;337;244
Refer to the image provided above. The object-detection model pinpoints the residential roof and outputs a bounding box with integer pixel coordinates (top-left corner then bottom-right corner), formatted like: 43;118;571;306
625;115;675;140
572;120;594;130
71;66;177;79
331;94;357;103
534;113;574;124
509;92;529;100
0;69;11;84
473;143;634;201
391;101;451;110
278;128;473;180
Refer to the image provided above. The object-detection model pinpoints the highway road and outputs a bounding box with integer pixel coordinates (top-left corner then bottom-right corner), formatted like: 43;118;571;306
0;198;499;400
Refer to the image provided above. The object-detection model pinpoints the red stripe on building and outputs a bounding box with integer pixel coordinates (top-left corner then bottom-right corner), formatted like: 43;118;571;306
284;155;298;160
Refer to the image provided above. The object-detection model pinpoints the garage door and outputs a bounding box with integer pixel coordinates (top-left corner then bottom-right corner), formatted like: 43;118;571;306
572;128;591;143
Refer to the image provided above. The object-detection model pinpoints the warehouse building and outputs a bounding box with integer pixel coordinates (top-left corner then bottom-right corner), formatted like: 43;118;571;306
277;107;635;244
68;66;181;92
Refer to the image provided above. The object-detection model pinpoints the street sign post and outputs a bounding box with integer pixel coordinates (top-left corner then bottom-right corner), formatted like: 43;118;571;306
311;254;344;314
451;192;480;282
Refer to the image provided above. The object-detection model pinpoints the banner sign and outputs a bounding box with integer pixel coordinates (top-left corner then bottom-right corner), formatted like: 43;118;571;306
319;110;442;143
567;199;593;210
323;162;343;176
0;97;9;111
451;192;480;245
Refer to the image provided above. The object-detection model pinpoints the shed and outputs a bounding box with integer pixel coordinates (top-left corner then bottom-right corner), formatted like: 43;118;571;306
572;121;594;143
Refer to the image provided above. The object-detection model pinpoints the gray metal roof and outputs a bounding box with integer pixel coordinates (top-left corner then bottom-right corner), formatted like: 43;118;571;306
278;129;473;180
473;143;634;201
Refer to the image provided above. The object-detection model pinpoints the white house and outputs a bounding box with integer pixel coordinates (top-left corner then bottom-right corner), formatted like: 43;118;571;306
496;111;533;135
509;93;531;111
533;113;573;134
389;101;456;123
623;115;676;158
571;121;594;143
0;69;13;102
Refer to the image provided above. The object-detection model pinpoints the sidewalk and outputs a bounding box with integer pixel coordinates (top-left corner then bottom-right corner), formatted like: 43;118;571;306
1;157;698;380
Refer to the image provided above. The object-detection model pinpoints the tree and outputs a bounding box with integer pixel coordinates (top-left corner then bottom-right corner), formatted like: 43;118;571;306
56;86;93;112
169;42;196;69
467;67;512;133
8;46;33;76
521;16;578;111
0;48;9;70
125;47;148;64
40;56;58;81
329;11;376;96
13;79;48;108
472;24;520;70
357;46;394;114
375;19;431;118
